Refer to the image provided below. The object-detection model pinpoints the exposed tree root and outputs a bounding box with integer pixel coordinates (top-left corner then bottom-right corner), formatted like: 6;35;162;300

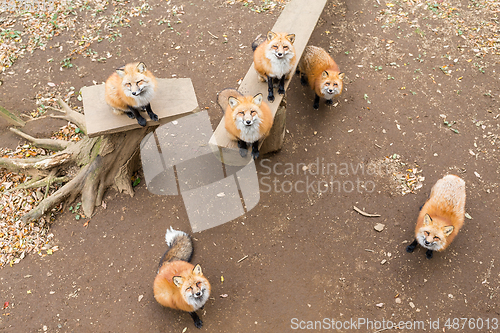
3;99;152;223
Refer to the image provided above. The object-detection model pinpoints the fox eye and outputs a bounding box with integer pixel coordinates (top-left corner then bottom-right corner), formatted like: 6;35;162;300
196;282;201;288
250;110;256;115
433;236;440;241
125;83;131;87
136;80;143;85
238;111;244;115
283;46;288;50
186;286;193;291
272;45;278;49
333;83;338;86
424;231;430;236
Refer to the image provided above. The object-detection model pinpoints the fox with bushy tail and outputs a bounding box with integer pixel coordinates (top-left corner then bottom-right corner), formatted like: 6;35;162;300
153;227;211;328
406;175;466;259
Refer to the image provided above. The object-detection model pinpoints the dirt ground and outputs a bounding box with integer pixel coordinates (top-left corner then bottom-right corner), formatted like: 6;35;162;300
1;0;500;332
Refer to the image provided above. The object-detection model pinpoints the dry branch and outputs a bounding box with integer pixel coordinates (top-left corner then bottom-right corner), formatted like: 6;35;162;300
9;128;70;151
47;98;87;134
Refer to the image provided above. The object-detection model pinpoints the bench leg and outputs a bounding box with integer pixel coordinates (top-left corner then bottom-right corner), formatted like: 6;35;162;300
260;98;286;155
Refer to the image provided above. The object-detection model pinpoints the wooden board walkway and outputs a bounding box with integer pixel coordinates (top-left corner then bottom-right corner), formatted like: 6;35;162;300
208;0;328;154
81;78;199;138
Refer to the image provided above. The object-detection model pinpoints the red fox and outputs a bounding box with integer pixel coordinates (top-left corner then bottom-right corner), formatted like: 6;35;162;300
297;46;345;109
154;227;211;329
104;62;158;127
406;175;466;259
220;89;273;159
252;31;296;102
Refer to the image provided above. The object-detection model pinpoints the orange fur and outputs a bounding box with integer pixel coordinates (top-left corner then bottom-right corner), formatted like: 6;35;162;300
104;62;157;112
224;93;273;142
414;175;466;252
298;46;344;101
253;31;296;81
154;261;211;313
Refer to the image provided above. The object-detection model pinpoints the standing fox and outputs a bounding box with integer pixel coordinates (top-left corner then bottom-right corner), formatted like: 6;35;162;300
154;227;211;329
220;89;273;159
297;46;345;109
252;31;296;102
104;62;159;127
406;175;466;259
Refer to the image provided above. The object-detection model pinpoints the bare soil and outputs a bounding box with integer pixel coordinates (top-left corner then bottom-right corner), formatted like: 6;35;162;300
1;0;499;332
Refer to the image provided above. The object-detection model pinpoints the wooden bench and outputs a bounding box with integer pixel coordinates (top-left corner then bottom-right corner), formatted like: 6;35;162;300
81;78;199;138
209;0;328;157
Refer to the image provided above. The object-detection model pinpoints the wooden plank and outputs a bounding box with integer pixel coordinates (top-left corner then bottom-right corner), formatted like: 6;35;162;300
81;78;199;138
209;0;327;151
0;105;25;127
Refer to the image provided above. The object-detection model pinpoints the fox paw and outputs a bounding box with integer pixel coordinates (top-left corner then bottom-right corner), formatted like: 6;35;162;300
313;102;319;110
239;148;248;157
325;99;333;105
194;318;203;329
148;112;159;122
267;94;275;102
300;76;308;86
125;112;136;119
137;117;147;127
425;250;433;259
278;87;285;95
251;150;260;160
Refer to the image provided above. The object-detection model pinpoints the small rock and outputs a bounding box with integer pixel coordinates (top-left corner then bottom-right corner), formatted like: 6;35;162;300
381;259;387;265
374;223;385;232
395;297;401;304
376;303;384;308
409;301;415;308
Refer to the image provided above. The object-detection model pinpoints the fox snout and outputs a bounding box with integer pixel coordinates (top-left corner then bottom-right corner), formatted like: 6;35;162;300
245;119;253;126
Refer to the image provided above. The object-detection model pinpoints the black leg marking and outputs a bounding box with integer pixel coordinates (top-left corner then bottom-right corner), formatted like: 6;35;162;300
238;139;248;157
313;95;320;110
300;74;308;86
251;141;260;160
406;239;418;253
125;111;136;119
189;312;203;329
267;76;275;102
325;99;333;105
145;103;159;122
278;76;285;95
426;249;433;259
128;106;146;127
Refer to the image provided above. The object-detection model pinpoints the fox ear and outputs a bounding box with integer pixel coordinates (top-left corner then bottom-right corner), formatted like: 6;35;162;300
286;34;296;44
173;276;184;287
322;71;329;78
193;264;203;276
423;214;432;226
115;66;125;78
252;93;263;106
228;96;240;109
338;72;345;80
443;226;454;237
137;62;147;73
266;31;276;41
